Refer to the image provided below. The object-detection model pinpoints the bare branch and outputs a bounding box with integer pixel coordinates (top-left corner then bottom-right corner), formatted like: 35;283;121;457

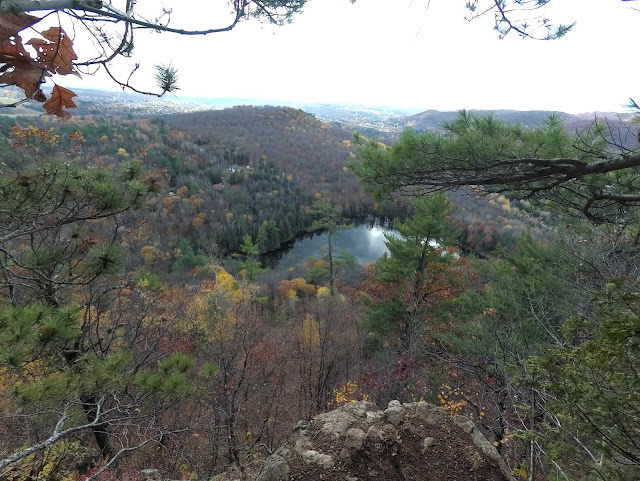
0;0;307;108
0;397;105;471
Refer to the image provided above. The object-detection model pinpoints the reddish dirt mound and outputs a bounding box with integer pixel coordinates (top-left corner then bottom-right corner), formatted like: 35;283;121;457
255;400;513;481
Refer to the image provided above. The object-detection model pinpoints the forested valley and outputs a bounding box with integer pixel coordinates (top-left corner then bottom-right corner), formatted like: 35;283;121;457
1;101;640;481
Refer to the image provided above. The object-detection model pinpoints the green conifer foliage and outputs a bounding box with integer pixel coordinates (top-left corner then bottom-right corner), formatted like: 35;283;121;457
310;195;347;294
0;151;183;471
351;111;640;225
365;195;459;354
238;234;266;282
523;282;640;481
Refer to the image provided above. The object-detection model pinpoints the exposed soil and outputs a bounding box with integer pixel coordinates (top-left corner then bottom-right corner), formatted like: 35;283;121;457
256;401;513;481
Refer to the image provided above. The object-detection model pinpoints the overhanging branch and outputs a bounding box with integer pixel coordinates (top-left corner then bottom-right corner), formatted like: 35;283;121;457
0;0;248;36
0;0;103;14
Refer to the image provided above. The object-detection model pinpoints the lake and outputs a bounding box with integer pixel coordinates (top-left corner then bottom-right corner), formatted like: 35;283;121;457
261;222;397;280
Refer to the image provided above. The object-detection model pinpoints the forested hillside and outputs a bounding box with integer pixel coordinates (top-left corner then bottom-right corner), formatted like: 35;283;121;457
3;106;544;260
163;106;547;255
165;106;373;214
1;104;639;481
0;110;365;262
3;0;640;479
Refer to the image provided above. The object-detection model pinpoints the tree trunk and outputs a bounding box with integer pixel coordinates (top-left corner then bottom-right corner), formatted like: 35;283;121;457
328;230;334;295
0;0;103;14
81;396;115;459
63;345;115;460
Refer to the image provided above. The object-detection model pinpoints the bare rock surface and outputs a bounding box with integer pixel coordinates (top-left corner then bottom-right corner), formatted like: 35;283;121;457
255;400;514;481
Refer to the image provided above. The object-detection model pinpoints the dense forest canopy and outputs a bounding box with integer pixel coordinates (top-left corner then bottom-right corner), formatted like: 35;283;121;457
1;103;639;481
1;1;640;480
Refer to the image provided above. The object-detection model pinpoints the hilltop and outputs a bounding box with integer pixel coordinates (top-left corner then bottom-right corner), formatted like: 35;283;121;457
164;106;373;217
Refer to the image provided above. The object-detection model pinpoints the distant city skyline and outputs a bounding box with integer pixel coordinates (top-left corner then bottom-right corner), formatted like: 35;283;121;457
48;0;640;113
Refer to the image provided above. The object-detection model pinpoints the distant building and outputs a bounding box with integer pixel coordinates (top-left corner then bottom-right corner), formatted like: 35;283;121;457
228;164;240;173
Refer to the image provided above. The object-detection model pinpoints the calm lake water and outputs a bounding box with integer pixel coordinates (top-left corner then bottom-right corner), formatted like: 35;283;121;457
262;223;397;279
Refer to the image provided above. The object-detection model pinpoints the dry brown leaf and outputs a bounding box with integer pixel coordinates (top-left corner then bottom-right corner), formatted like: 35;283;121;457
0;34;49;100
43;84;77;118
0;63;48;98
27;27;77;75
0;13;40;38
33;88;46;102
0;35;32;64
0;15;44;98
0;16;78;113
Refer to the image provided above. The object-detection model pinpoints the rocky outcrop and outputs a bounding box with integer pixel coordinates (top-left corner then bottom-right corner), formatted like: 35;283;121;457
256;400;514;481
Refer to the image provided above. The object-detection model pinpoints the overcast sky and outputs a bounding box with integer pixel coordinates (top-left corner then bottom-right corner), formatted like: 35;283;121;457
60;0;639;113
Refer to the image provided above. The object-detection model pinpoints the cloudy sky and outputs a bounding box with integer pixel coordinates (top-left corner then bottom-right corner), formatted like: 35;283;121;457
60;0;639;113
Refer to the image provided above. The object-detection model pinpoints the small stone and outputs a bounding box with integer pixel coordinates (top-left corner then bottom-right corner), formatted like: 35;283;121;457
366;425;384;443
277;446;291;458
344;428;366;450
452;415;474;434
294;436;312;455
384;406;404;426
420;407;446;426
345;476;359;481
382;423;397;434
303;450;319;464
317;453;334;469
365;410;383;423
361;401;379;413
302;450;334;469
343;400;379;417
422;437;436;454
339;447;351;462
388;399;402;409
414;402;437;417
317;411;357;437
256;454;290;481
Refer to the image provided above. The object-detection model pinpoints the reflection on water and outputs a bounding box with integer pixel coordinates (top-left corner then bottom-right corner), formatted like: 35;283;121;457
368;226;387;251
261;220;397;278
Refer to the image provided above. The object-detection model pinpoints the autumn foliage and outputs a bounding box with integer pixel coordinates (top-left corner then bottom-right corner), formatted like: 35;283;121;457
0;13;78;117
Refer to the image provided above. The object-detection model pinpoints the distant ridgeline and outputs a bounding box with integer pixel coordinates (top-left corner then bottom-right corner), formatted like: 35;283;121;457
397;108;639;149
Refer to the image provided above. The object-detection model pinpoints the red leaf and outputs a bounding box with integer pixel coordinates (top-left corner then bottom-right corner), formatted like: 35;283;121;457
43;85;77;118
